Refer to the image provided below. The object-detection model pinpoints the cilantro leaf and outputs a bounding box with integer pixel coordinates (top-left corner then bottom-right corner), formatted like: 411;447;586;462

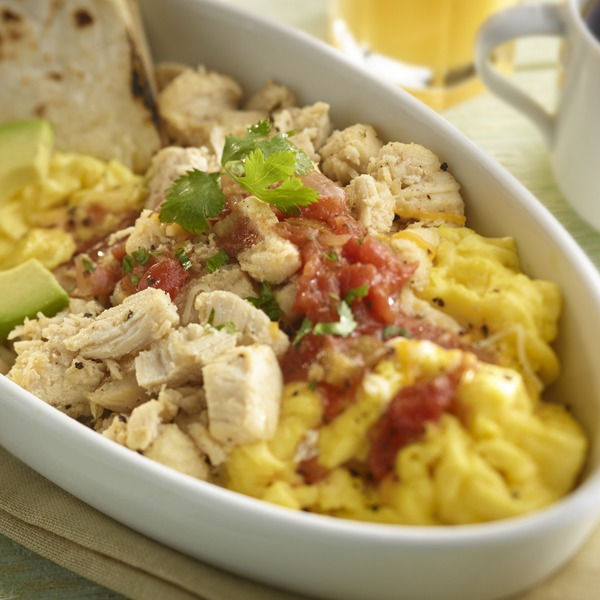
382;324;410;340
175;247;193;271
246;282;281;321
206;249;229;273
221;120;272;165
132;248;151;266
313;301;357;338
293;317;314;346
222;120;313;175
159;170;225;235
122;254;134;273
255;133;314;175
344;284;369;305
229;149;319;212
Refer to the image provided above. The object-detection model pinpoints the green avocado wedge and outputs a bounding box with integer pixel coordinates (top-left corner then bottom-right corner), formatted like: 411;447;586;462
0;259;69;340
0;119;53;205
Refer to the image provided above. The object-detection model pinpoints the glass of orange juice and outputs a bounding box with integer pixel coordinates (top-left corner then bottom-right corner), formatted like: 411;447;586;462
328;0;518;110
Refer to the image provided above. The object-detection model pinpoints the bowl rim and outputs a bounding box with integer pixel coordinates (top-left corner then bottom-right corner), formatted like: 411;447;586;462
2;0;600;585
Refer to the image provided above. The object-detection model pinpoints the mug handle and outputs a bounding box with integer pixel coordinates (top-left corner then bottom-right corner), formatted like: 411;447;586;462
475;3;567;144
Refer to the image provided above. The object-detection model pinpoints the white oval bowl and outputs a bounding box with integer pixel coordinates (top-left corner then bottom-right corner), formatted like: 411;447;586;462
2;1;600;599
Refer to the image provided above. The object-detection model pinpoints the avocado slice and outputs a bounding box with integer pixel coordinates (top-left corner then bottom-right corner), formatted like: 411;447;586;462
0;119;53;205
0;259;69;340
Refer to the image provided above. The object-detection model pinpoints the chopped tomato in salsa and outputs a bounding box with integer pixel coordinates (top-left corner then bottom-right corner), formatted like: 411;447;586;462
73;239;126;300
368;372;460;481
298;171;364;237
137;257;188;300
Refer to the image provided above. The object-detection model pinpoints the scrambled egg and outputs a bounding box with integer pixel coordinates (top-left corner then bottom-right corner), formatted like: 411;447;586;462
225;229;587;525
416;226;561;393
225;338;586;525
0;152;144;270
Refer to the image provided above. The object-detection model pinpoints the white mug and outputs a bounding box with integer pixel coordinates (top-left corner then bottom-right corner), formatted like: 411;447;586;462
476;0;600;230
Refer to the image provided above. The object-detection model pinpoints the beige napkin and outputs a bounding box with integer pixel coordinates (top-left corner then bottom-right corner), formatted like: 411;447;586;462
1;444;599;600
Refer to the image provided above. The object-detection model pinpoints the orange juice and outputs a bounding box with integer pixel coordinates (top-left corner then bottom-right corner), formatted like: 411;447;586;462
329;0;517;110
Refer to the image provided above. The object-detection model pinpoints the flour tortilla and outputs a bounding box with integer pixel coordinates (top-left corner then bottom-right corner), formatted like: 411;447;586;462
0;0;164;173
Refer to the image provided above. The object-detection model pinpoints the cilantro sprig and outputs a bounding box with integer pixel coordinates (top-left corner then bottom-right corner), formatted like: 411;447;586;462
159;120;319;234
292;300;358;346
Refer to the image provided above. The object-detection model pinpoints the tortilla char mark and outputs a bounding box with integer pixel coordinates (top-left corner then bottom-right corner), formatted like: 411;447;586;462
73;8;94;27
0;7;23;53
128;34;162;130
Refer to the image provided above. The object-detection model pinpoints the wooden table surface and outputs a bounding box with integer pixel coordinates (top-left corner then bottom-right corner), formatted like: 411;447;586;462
2;1;599;598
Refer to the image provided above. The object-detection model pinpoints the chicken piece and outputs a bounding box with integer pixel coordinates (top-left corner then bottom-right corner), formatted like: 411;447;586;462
186;418;230;467
202;344;283;445
191;265;257;298
144;146;220;210
320;124;383;185
158;65;266;150
124;209;168;256
101;413;128;445
272;101;333;151
64;288;179;359
195;290;289;357
368;142;465;225
287;129;320;164
126;398;164;451
135;323;238;392
155;61;187;91
159;66;241;137
273;280;299;323
7;300;107;417
163;386;207;417
8;349;106;418
125;386;181;449
8;298;104;342
244;79;297;113
214;196;301;284
238;235;302;286
177;264;258;325
87;367;147;413
345;174;395;235
144;423;209;480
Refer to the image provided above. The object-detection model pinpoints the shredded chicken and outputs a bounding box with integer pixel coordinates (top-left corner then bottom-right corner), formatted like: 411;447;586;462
368;142;465;226
135;324;237;392
345;173;395;235
64;288;179;360
158;65;266;153
320;124;383;185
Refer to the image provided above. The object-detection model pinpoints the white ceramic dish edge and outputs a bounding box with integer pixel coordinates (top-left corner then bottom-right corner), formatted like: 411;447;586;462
1;1;600;599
